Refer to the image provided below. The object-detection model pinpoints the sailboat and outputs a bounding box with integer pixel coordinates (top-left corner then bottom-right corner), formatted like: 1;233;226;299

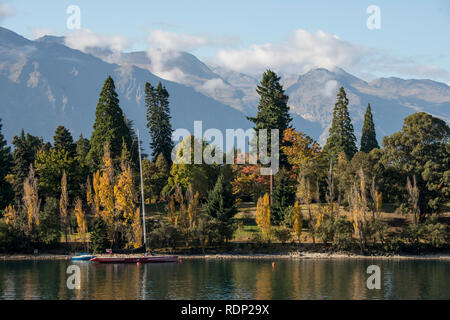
90;130;178;264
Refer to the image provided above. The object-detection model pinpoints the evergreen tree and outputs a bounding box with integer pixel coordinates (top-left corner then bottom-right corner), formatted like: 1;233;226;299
53;126;76;157
39;197;61;245
146;82;174;164
248;70;292;167
0;119;13;210
205;173;237;223
11;130;43;201
360;103;379;153
271;169;296;225
90;218;109;253
87;76;132;170
323;87;357;160
76;134;90;166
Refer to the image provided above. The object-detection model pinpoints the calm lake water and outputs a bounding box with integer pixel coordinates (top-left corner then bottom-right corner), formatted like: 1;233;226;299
0;259;448;300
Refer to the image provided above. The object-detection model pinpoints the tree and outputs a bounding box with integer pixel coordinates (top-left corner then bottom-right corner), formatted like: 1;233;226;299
281;128;321;174
271;169;296;225
76;134;90;166
0;119;13;210
87;76;133;170
205;174;237;223
35;148;80;201
380;112;450;215
323;87;357;160
90;218;109;253
248;70;292;167
53;126;76;157
360;104;379;153
59;170;69;242
292;201;303;242
255;193;271;240
146;82;174;164
165;136;218;199
142;153;169;201
39;197;61;245
23;164;41;235
231;154;270;202
11;130;43;201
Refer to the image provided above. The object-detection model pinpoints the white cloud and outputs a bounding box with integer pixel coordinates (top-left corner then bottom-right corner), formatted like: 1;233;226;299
147;29;237;51
145;48;188;82
0;2;14;23
64;29;130;53
213;29;367;75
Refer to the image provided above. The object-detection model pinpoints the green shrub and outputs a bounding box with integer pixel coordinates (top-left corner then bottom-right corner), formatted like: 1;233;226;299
402;223;423;248
332;217;354;251
423;215;447;248
148;222;182;249
274;227;292;244
317;216;334;245
369;219;390;246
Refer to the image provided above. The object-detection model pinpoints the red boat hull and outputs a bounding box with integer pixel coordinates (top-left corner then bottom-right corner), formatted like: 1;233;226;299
90;256;178;264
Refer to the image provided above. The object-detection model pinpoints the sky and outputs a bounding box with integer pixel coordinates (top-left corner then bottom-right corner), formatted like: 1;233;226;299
1;0;449;83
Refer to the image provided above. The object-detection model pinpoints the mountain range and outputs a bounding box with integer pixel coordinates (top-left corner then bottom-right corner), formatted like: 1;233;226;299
0;26;449;153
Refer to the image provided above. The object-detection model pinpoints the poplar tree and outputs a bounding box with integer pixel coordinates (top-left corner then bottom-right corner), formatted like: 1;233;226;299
87;76;132;170
323;87;357;160
360;103;379;153
146;82;174;164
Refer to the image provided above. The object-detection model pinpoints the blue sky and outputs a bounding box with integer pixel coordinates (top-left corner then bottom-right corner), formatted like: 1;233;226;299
1;0;449;82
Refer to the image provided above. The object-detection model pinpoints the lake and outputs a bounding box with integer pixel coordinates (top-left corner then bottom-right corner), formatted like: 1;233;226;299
0;259;448;300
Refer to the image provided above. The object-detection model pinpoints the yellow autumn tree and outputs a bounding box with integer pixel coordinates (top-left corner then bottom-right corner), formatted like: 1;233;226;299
281;128;321;173
23;164;40;234
74;198;88;246
114;165;136;225
256;193;271;240
59;170;69;242
130;207;142;248
97;142;115;224
292;201;303;242
349;168;370;251
167;194;177;226
186;186;199;229
4;204;19;228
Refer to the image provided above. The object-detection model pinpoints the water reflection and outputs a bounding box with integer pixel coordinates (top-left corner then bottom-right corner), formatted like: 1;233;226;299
0;259;448;300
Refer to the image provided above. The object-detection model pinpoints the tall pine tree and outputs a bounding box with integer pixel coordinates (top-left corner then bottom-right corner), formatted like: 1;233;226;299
248;70;292;167
53;126;76;157
0;119;13;210
146;82;174;164
323;87;357;160
360;103;379;153
87;76;133;170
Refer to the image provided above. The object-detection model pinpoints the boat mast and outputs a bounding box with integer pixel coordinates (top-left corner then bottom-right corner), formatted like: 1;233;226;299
137;129;147;254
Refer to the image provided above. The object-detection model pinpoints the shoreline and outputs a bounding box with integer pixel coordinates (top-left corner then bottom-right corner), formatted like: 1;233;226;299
1;252;449;261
